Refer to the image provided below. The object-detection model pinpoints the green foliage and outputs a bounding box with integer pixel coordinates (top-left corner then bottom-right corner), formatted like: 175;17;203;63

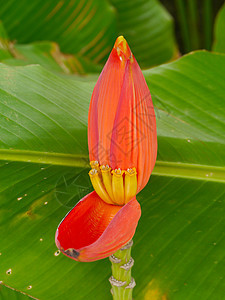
0;51;225;299
111;0;176;68
163;0;224;53
213;3;225;52
0;284;32;300
0;0;176;71
0;21;12;60
0;0;116;64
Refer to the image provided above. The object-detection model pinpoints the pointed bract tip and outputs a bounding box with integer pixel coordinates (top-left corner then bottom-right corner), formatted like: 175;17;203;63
114;36;133;62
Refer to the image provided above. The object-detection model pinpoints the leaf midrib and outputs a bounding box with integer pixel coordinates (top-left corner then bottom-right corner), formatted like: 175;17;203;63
0;148;224;183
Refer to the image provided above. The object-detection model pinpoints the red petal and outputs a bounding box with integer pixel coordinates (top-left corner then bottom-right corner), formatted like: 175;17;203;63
55;191;141;262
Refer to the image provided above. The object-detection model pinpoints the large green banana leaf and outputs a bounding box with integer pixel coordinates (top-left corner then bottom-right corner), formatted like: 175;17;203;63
0;21;101;74
0;284;32;299
0;0;176;69
0;50;225;300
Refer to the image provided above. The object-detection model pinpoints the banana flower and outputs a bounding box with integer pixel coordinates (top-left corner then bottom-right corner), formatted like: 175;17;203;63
55;36;157;262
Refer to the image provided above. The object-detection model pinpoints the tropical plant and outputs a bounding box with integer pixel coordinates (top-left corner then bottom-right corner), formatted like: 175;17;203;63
0;1;225;299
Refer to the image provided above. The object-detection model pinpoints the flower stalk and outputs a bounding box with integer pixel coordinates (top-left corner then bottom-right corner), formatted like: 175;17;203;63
109;240;135;300
55;35;157;298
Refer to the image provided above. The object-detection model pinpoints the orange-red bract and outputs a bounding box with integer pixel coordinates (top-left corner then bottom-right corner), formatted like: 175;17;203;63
88;36;157;192
55;191;141;262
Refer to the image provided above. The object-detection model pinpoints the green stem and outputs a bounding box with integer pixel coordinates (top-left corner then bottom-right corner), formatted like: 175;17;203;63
203;0;212;50
175;0;191;52
188;0;200;50
109;240;135;300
